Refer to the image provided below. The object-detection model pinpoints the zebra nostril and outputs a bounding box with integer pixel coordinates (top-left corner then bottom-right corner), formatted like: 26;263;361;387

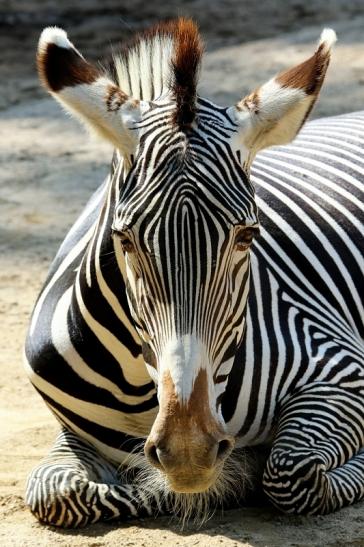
216;438;234;462
145;443;164;469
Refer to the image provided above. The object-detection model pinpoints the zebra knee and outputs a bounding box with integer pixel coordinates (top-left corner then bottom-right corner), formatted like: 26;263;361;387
262;449;330;515
25;466;94;528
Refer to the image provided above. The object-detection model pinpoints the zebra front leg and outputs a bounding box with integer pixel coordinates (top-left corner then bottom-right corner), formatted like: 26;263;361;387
263;384;364;515
25;428;163;528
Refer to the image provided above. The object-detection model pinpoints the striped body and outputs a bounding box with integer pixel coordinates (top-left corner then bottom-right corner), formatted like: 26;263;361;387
228;112;364;444
26;111;364;464
25;21;364;526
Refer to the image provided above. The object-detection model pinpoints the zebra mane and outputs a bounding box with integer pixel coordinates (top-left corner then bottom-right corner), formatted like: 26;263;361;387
111;18;203;128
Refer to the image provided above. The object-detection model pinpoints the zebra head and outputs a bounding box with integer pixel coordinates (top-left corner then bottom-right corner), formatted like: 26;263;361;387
38;20;335;496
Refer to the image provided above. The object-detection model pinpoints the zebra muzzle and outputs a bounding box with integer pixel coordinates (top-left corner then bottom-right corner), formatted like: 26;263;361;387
144;369;235;492
144;431;235;493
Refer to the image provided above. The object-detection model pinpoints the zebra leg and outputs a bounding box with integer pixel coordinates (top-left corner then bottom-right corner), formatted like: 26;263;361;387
263;384;364;514
25;428;163;528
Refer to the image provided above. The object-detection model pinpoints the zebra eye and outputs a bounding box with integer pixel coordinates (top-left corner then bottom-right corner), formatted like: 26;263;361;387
234;227;258;251
119;234;134;253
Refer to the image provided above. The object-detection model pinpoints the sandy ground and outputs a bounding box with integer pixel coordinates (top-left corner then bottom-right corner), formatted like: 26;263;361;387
1;12;364;547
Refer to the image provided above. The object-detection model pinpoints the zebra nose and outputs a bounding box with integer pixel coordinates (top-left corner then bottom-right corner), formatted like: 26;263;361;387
144;436;234;471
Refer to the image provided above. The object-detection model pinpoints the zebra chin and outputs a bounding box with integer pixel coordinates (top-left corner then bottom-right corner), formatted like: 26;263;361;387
124;447;252;525
167;471;219;494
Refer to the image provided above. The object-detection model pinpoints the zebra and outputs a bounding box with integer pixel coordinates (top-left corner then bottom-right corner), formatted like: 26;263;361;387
24;18;364;528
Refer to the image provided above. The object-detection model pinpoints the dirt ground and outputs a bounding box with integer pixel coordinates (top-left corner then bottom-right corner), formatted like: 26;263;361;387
1;4;364;546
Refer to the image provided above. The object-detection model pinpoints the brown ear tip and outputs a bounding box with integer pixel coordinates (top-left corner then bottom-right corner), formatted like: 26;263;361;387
36;29;99;93
37;27;73;91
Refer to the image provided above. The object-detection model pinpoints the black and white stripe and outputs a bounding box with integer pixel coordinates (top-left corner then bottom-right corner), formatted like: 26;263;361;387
24;108;364;525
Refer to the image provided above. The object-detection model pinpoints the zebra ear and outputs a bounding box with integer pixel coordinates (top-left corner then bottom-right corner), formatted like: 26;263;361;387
37;27;140;155
229;29;336;161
